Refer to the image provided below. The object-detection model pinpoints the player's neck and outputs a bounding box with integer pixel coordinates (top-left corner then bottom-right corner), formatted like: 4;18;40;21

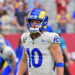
30;31;44;40
30;32;41;40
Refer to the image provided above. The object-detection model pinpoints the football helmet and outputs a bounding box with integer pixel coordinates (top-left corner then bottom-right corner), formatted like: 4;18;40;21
27;8;48;32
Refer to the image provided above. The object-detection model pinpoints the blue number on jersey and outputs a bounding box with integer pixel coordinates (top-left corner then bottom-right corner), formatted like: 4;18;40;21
26;48;43;68
54;36;60;43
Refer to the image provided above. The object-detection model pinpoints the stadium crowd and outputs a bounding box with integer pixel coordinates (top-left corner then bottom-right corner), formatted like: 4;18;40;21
0;0;46;34
0;0;75;34
0;0;75;75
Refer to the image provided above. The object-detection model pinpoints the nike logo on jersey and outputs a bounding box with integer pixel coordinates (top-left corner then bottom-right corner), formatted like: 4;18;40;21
41;39;48;42
23;37;27;43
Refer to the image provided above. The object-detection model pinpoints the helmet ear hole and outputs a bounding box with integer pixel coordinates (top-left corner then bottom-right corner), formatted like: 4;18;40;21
28;19;31;23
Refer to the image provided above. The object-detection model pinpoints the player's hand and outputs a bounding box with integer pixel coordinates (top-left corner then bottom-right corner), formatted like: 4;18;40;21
9;72;14;75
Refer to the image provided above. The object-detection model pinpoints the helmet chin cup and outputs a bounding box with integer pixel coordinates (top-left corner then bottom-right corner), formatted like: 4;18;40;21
29;24;41;32
30;28;39;33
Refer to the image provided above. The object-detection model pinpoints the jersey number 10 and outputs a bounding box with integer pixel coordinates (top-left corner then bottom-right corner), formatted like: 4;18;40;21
26;48;43;68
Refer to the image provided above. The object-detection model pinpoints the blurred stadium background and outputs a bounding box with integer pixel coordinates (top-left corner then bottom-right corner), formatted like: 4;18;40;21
0;0;75;75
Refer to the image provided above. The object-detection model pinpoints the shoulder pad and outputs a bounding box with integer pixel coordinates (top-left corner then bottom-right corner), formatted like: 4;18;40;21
21;33;30;43
43;32;60;43
51;33;60;43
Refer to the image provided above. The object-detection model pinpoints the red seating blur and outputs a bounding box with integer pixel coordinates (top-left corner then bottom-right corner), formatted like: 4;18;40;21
68;62;75;75
5;34;22;49
62;33;75;52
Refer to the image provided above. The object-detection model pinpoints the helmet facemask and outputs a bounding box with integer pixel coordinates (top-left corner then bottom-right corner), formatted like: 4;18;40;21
28;19;42;33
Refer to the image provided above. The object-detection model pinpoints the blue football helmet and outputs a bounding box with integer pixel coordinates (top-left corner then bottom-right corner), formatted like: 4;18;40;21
0;39;6;51
27;8;48;32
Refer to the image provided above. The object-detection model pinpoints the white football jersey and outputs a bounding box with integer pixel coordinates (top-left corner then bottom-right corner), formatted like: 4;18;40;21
21;32;60;75
0;46;16;65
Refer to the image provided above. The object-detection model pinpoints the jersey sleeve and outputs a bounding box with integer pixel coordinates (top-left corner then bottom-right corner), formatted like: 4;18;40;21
4;47;16;63
21;33;25;44
21;33;27;43
21;33;29;47
5;47;12;56
50;33;60;44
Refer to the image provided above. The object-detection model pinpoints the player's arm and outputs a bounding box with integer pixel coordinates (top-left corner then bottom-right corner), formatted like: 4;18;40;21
56;15;61;23
24;16;27;30
9;53;16;74
17;48;28;75
14;16;21;30
49;43;64;75
65;15;74;24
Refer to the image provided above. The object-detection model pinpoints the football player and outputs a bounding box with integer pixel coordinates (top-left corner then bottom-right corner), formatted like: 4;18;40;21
17;8;64;75
0;39;16;75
